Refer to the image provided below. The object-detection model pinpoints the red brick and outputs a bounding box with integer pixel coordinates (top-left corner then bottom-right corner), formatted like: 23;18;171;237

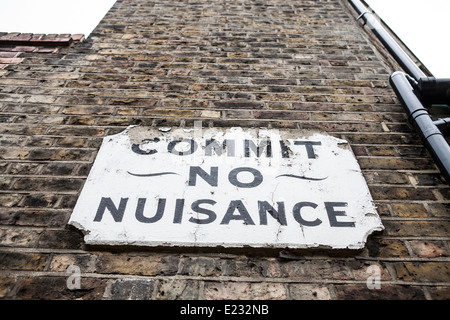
0;52;18;58
71;34;85;41
0;58;23;64
11;46;37;52
0;33;21;40
409;241;449;258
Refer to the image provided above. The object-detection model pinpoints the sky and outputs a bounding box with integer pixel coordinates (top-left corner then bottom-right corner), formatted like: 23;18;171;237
0;0;448;78
365;0;450;78
0;0;116;37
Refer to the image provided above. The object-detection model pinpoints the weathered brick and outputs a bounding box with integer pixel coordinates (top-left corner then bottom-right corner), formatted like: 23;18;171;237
0;208;67;227
46;126;106;137
364;238;410;258
141;108;196;118
0;252;49;271
12;177;84;192
108;279;154;300
394;262;450;283
288;284;332;300
27;149;92;161
0;58;23;64
0;147;30;160
409;241;449;258
204;281;287;300
61;105;115;115
279;260;353;280
38;229;84;249
428;286;450;300
363;171;410;185
199;110;221;118
96;254;179;276
359;157;436;171
49;254;96;272
428;203;450;217
254;111;309;121
15;277;107;300
7;162;40;175
334;284;426;300
0;228;40;247
179;257;222;277
390;203;429;218
369;186;436;201
213;101;264;109
382;221;450;237
0;275;17;298
222;257;275;278
155;279;201;300
0;193;22;207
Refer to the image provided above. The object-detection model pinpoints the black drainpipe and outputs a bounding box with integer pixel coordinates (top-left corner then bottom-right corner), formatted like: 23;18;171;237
390;72;450;183
348;0;450;184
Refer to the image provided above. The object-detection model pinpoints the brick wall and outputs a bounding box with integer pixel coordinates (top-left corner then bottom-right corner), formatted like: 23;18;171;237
0;0;448;300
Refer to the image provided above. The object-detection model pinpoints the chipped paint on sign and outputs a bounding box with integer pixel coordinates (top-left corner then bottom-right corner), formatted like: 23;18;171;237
69;126;383;249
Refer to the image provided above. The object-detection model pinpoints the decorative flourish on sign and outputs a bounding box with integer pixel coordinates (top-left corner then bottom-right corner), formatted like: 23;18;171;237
127;171;179;177
275;174;328;181
127;171;327;182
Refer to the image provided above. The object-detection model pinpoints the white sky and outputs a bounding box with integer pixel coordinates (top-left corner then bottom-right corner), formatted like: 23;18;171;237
365;0;450;78
0;0;116;37
0;0;448;77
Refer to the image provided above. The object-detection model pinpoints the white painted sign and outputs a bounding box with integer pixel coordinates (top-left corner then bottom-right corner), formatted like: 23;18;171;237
69;126;383;249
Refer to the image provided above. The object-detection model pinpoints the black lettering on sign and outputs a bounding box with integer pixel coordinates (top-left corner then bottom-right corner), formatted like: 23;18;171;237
167;139;198;156
244;139;272;157
279;140;290;158
131;138;159;155
189;166;218;187
173;199;185;224
228;167;263;188
294;141;321;159
292;201;321;226
325;202;355;227
190;199;217;224
94;197;128;222
205;139;235;157
135;198;166;223
258;201;287;226
92;197;357;228
221;200;255;225
130;137;325;159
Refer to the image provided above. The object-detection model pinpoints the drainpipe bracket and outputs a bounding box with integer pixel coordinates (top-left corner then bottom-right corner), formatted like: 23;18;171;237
356;11;371;21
